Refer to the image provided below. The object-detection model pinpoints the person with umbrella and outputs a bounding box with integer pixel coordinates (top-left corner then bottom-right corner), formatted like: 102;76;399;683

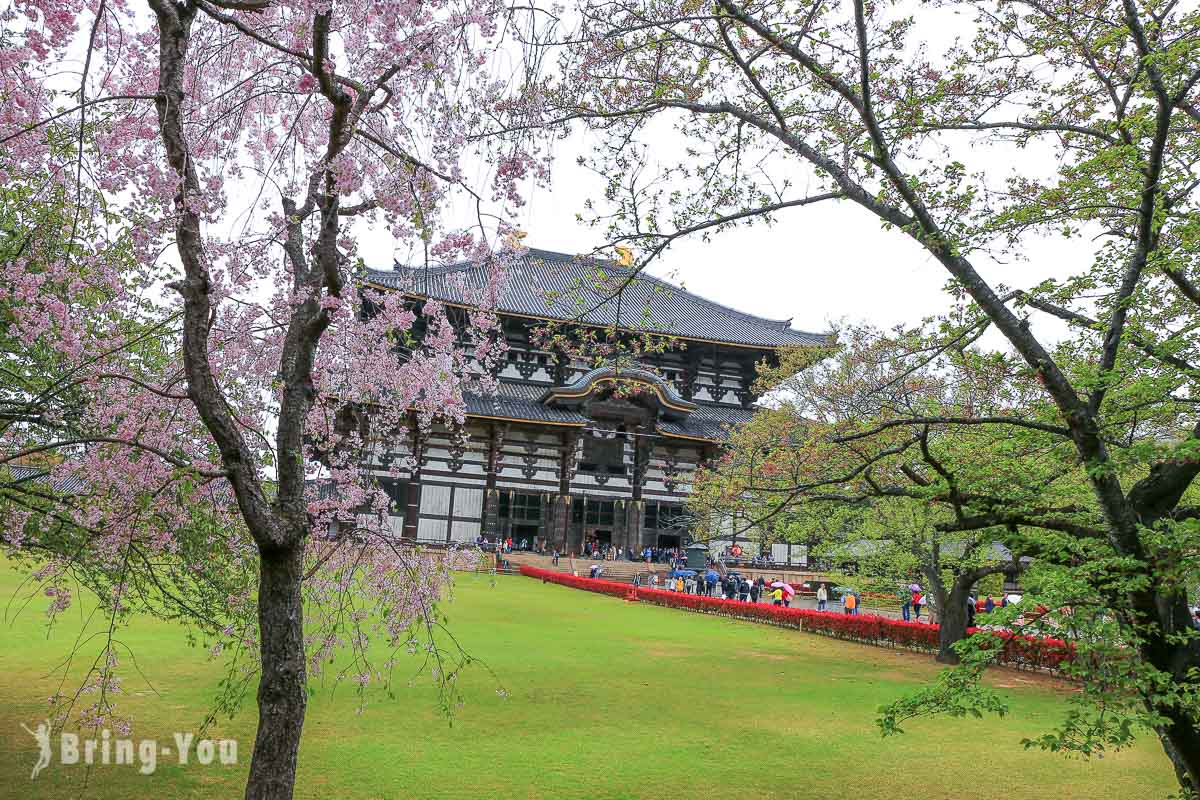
898;585;912;621
910;584;923;621
770;580;795;607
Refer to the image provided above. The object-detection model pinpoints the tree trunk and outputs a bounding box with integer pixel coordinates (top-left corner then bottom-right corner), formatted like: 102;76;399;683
936;580;972;665
1155;716;1200;797
244;543;308;800
1141;600;1200;795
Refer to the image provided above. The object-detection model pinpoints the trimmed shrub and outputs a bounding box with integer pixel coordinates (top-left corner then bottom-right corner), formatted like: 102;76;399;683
519;566;1074;674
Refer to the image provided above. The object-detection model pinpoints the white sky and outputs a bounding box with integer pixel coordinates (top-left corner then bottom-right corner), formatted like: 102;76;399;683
279;0;1089;347
356;125;1082;344
42;2;1085;348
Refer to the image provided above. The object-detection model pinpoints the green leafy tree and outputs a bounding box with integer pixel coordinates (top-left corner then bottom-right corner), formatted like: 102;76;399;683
692;328;1040;661
515;0;1200;787
692;316;1198;785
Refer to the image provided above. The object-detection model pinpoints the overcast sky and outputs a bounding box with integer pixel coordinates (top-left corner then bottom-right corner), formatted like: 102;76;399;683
44;3;1084;349
354;124;1082;346
350;0;1090;348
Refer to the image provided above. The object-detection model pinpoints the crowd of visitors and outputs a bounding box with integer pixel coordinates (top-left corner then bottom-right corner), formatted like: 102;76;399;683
640;573;1021;623
648;573;806;606
640;546;686;565
475;535;551;555
893;587;1012;623
576;543;698;565
581;540;628;560
484;537;1019;625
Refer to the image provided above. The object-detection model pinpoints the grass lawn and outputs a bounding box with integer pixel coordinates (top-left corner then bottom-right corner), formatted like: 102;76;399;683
0;560;1176;798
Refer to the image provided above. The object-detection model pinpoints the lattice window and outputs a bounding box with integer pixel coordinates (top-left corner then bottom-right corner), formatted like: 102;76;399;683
500;492;542;523
584;500;615;526
580;429;626;476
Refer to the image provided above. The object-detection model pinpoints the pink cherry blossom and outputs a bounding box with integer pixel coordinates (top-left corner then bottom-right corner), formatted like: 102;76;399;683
1;1;546;791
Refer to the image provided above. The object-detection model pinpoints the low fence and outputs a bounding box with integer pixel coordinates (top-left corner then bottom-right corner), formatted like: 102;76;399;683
520;566;1075;675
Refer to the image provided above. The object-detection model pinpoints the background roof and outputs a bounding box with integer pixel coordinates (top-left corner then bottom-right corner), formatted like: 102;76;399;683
461;380;753;441
366;248;828;349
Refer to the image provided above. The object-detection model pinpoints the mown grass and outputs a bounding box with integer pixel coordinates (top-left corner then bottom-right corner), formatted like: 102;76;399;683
0;560;1175;798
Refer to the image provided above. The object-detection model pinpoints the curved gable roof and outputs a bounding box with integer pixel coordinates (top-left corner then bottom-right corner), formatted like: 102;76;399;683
365;248;828;349
540;366;698;419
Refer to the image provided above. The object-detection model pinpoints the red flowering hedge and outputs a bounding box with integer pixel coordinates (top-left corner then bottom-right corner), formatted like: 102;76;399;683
520;566;1075;674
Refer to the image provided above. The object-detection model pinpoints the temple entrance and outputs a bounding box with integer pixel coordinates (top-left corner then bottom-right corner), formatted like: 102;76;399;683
581;528;612;558
513;523;539;549
657;534;681;549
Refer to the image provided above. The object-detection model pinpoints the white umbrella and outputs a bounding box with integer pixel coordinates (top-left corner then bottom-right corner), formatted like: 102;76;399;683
770;581;795;596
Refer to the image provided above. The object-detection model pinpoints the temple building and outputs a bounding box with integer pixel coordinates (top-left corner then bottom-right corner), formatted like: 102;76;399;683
364;248;826;557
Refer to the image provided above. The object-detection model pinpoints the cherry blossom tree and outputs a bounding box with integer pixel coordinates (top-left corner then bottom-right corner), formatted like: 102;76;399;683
1;2;542;797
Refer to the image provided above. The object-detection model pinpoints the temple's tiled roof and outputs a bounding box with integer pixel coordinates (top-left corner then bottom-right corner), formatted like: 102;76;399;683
4;464;88;494
463;381;753;442
465;383;588;426
4;463;237;503
366;248;827;349
657;405;755;441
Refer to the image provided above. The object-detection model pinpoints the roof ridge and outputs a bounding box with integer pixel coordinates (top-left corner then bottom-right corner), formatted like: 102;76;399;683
379;248;819;338
520;249;802;330
617;269;804;333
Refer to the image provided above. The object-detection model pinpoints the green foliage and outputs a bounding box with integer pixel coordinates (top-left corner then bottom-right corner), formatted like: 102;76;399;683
878;663;1009;737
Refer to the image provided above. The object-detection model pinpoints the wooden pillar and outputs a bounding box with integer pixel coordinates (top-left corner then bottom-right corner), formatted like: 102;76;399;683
403;411;423;540
624;500;644;555
738;355;756;408
554;429;581;552
613;498;627;553
712;343;722;402
483;423;508;541
681;348;702;401
629;424;653;553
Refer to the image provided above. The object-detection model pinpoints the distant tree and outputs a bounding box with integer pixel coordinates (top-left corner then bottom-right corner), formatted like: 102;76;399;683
691;327;1041;661
1;3;542;798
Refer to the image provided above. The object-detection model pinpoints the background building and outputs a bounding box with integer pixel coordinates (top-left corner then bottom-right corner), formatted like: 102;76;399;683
364;249;825;556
